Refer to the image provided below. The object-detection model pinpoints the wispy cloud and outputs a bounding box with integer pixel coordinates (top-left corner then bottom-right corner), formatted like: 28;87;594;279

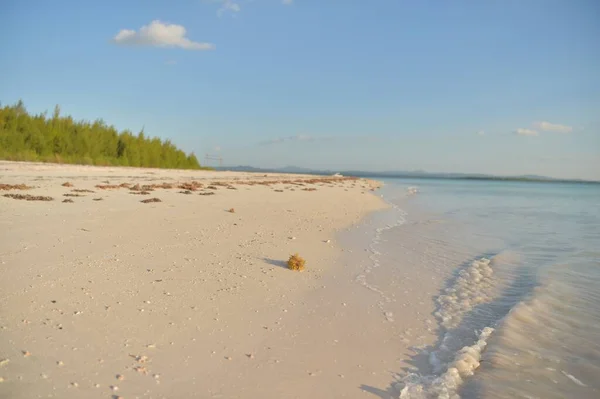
532;121;573;133
260;135;315;145
515;128;539;137
512;120;573;137
476;130;485;136
217;0;241;16
113;20;214;50
211;0;292;16
259;134;382;146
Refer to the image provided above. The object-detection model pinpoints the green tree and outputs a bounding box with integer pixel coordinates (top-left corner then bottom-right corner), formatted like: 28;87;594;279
0;101;205;170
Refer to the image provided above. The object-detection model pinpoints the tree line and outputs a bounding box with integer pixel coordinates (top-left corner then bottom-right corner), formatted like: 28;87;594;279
0;100;204;169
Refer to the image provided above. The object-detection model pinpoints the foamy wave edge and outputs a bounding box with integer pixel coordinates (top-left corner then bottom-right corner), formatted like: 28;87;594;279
398;326;494;399
395;257;501;399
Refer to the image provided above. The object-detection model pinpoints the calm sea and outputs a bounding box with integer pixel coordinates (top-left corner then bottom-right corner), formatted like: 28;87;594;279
373;178;600;399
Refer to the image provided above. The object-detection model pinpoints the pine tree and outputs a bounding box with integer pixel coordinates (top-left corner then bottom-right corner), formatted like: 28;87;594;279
0;101;205;170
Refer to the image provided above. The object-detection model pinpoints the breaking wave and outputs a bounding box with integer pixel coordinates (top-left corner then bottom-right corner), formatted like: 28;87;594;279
396;254;520;399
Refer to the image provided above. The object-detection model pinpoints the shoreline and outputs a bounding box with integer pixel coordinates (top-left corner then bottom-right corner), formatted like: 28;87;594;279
0;161;392;399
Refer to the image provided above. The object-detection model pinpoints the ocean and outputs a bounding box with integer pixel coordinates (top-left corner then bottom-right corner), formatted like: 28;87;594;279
367;178;600;399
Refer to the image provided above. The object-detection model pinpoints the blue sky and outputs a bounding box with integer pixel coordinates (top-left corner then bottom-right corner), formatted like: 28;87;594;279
1;0;599;179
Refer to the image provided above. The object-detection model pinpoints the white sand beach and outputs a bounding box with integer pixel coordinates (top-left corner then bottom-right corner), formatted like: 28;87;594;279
0;161;427;399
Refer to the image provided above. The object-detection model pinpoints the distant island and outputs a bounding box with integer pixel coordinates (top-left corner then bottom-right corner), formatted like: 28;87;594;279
216;165;600;185
0;101;204;170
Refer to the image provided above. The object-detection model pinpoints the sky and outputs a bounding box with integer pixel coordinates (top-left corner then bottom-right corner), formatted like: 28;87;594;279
1;0;599;179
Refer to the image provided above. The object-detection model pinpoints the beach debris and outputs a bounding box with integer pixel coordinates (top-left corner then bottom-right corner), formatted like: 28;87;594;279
130;191;151;195
0;183;33;190
70;382;79;387
110;385;119;391
133;366;148;375
63;193;84;197
287;254;306;271
96;183;130;190
228;208;235;213
0;359;9;367
199;192;215;196
72;189;95;193
178;181;203;191
130;354;149;363
3;193;53;201
178;190;193;195
225;356;232;361
62;182;73;187
116;374;125;381
92;197;103;201
141;198;161;203
0;377;4;383
302;188;317;192
289;236;296;240
246;354;254;359
274;189;284;192
325;239;331;243
22;350;31;357
62;199;74;203
207;186;218;190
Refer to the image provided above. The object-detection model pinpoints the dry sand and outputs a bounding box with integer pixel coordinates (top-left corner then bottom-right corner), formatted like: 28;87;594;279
0;161;418;399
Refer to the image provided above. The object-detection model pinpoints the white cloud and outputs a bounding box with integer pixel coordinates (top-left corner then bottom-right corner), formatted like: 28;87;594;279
260;135;315;145
476;130;485;136
214;146;222;152
515;128;539;137
113;20;214;50
532;121;573;133
282;0;294;5
217;0;241;16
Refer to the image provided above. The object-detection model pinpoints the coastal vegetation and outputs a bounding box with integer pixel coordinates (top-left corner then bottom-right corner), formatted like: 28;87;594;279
0;100;203;169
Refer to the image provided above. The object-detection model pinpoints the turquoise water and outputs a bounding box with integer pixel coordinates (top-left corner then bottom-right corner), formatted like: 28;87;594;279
376;178;600;399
